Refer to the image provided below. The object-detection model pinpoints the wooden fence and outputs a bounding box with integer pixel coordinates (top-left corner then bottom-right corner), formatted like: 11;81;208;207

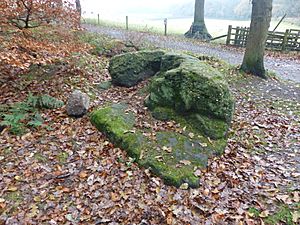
226;25;300;51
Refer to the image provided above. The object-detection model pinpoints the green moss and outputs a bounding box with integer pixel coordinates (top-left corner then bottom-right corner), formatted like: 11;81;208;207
91;104;232;188
145;53;234;143
90;103;135;145
150;106;229;151
265;203;300;225
188;114;229;140
97;81;112;90
120;132;147;159
248;204;300;225
109;50;165;87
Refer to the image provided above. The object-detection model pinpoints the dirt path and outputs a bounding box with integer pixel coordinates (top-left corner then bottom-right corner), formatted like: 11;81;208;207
85;25;300;83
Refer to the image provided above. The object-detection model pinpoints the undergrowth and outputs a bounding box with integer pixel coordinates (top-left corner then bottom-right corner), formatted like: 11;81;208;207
0;93;64;135
248;203;300;225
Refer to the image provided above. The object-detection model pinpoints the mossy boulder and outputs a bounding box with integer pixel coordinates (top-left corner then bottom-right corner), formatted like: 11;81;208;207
145;53;234;140
109;50;165;87
92;51;235;188
91;103;226;188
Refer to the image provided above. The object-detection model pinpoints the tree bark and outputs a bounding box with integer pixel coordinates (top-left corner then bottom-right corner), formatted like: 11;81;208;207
75;0;81;17
75;0;81;26
185;0;211;40
241;0;273;78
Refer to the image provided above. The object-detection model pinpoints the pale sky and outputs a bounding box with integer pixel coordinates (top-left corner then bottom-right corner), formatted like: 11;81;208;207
81;0;190;16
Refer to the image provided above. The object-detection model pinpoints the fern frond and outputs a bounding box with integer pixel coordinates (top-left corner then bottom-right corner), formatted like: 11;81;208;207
37;95;64;109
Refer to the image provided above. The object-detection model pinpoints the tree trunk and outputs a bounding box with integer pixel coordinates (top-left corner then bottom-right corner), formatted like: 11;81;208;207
185;0;211;40
75;0;81;26
241;0;273;78
75;0;81;17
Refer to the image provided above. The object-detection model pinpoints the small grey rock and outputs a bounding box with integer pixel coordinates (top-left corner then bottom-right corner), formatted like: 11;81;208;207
66;90;90;117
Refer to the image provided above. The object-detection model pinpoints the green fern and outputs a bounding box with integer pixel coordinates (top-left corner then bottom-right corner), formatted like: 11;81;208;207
37;95;64;109
26;93;39;108
1;93;64;135
27;113;44;128
0;113;27;135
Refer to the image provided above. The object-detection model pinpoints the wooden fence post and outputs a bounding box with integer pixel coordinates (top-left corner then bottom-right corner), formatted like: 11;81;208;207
164;18;168;36
282;29;289;51
97;14;100;25
241;27;247;47
226;25;232;45
126;16;128;30
234;26;240;45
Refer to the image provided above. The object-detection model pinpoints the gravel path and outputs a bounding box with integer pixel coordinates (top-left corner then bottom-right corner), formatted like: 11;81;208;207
85;25;300;83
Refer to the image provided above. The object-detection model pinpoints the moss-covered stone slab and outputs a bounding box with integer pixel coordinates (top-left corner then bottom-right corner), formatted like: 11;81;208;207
91;103;225;188
108;50;165;87
145;52;234;140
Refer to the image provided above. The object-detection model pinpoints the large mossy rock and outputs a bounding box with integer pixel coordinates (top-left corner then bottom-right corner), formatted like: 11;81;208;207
91;103;226;188
145;53;234;140
109;50;165;87
93;51;235;188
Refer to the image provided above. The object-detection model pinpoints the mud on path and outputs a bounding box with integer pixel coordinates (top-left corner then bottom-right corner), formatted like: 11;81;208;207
85;24;300;83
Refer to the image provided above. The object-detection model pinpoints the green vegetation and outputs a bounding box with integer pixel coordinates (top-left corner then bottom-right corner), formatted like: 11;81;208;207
109;50;165;87
145;52;234;136
78;31;137;56
248;203;300;225
57;151;69;164
90;103;226;188
265;204;298;225
248;207;261;217
0;93;64;135
84;17;300;43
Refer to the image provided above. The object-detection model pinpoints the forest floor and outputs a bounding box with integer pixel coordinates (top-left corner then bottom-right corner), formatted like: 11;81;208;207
0;26;300;225
84;24;300;83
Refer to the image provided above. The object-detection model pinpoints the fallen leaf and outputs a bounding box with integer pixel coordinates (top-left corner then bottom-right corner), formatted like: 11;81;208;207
276;194;290;204
259;210;269;218
194;169;201;177
179;183;189;190
79;171;88;178
292;211;300;223
155;155;163;162
188;133;194;139
162;146;172;153
7;186;18;192
179;160;191;166
87;174;95;186
293;192;299;203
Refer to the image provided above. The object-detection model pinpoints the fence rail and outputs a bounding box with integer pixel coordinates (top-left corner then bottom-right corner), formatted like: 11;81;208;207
226;25;300;51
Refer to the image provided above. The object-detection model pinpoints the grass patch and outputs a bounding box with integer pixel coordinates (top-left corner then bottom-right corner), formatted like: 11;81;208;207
265;203;300;225
248;207;261;217
248;204;300;225
84;18;169;36
57;151;69;164
33;152;48;163
5;191;23;203
83;17;300;43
